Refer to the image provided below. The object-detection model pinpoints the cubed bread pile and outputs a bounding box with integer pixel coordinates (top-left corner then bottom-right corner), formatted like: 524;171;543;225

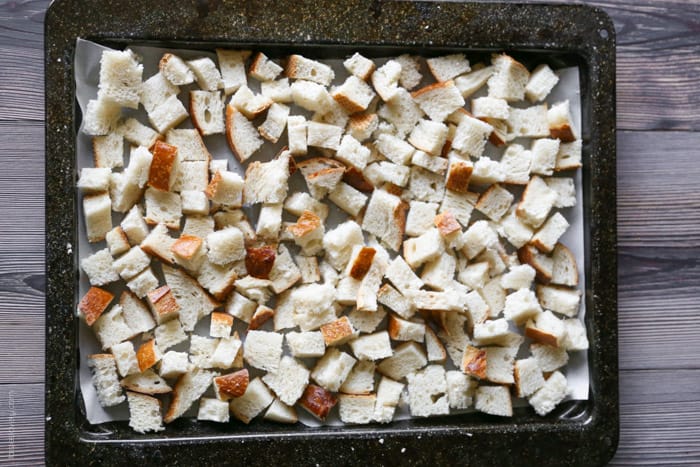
78;46;587;433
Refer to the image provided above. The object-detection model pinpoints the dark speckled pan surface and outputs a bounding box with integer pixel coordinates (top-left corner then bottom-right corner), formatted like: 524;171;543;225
45;1;617;465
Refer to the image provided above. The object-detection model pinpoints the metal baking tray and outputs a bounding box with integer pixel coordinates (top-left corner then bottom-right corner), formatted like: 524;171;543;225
45;1;617;465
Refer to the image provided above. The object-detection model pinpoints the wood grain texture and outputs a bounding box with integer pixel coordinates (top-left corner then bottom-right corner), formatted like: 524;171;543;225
0;384;45;466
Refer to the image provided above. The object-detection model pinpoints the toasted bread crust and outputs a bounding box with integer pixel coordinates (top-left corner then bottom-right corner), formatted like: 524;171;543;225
349;247;376;280
214;369;249;399
79;287;115;326
332;92;365;114
147;285;180;320
171;234;203;260
248;305;275;330
204;170;223;200
320;316;355;346
550;124;576;143
525;325;559;347
343;166;374;192
410;80;455;99
299;384;337;420
211;311;234;327
136;339;160;372
445;160;473;193
517;245;553;284
148;141;178;191
461;346;487;379
287;211;321;238
245;246;276;279
434;211;461;237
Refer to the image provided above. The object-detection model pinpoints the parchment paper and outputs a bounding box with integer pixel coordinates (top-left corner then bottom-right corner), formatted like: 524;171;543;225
75;39;587;427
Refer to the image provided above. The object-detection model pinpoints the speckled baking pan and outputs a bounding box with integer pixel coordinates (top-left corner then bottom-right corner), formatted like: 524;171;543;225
45;1;617;465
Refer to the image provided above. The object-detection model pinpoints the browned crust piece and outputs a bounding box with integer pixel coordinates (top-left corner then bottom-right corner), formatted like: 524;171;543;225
136;339;160;372
225;105;249;163
79;287;115;326
146;285;180;322
550;124;576;143
387;314;405;341
214;369;250;400
245;246;276;279
424;325;447;362
524;322;560;347
332;91;365;114
171;234;203;260
287;211;321;239
410;80;455;99
148;141;178;191
248;305;275;330
445;160;473;193
461;345;487;380
434;211;461;237
299;384;337;420
392;200;409;252
320;316;355;346
348;247;376;280
551;242;579;287
211;311;234;328
248;52;270;80
517;244;553;284
343;166;375;192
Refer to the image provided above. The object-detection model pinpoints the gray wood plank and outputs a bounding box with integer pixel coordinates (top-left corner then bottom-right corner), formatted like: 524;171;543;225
0;383;45;466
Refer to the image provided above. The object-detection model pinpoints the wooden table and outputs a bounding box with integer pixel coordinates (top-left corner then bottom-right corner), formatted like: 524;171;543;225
1;0;698;464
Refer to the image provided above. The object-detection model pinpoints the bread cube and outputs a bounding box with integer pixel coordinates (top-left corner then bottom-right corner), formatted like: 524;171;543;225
159;351;192;379
244;152;291;204
377;341;427;381
407;365;450;417
528;371;569;416
81;248;119;286
98;49;142;108
536;284;581;318
262;356;310;405
244;330;283;372
373;377;405;423
311;348;357;392
154;319;187;351
105;226;130;256
530;343;569;372
113;246;150;281
412;80;465;122
487;54;529;102
93;133;124;169
343;52;375;81
83;192;112;243
338;394;376;425
126;267;159;299
474;385;513;417
371;60;402;102
503;288;542;324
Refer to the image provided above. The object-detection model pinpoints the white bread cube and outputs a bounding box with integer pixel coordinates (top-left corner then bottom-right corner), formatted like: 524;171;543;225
406;365;450;417
444;158;474;194
363;161;410;187
93;304;136;350
110;341;139;377
498;206;535;249
473;318;509;344
556;139;582;171
356;251;389;313
377;284;414;320
286;331;326;358
139;222;175;265
483;346;517;385
144;188;182;229
159;351;192;379
225;106;264;162
323;221;364;270
525;310;567;348
531;212;570;253
270;289;295;328
98;49;142;108
187;57;222;91
338;394;376;424
377;341;427;381
244;330;283;372
451;114;493;158
453;63;494;96
159;53;194;86
249;52;283;81
311;348;357;392
384;255;424;295
388;315;425;343
225;291;257;323
216;49;250;94
371;60;402;102
123;146;152;189
83;98;121;135
411;80;465;122
315;97;351;132
530;138;561;176
290;80;333;113
499;143;532;185
446;370;475;409
284;192;329;221
190;90;225;135
470;157;505;186
460;220;498;259
189;335;218;369
482;277;507;319
343;52;375;81
205;170;244;207
457;261;489;290
405;201;439;237
350;331;393;362
427;54;470;82
117;118;161;148
336;134;371;170
377;88;423;138
475;385;513;417
403;227;444;269
258;102;289;143
529;371;569;416
471;96;509;120
81;248;119;286
197;397;230;423
261;77;293;103
421;252;457;291
141;72;179;114
440;189;478;227
320;316;357;347
126;268;158;299
183;215;215;239
78;168;111;193
514;357;545;398
83;192;112;243
475;184;513;222
209;312;233;338
256;203;283;240
87;354;125;407
287;210;325;256
105;226;130;256
394;54;421;90
362;189;406;252
487;54;529;102
551;243;579;287
170;234;206;273
373;377;405;423
93;133;124;169
548;100;577;142
163;262;219;329
332;75;375;113
525;64;559;102
536;284;581;318
210;335;243;369
425;326;447;363
113;246;150;281
503;288;543;324
262;356;310;405
244;151;291;204
408;119;448;156
286;54;334;85
264;399;298;424
516;176;558;228
501;264;536;290
411;150;449;175
229;377;274;424
126;391;164;433
180;190;209;215
562;318;589;351
166;128;210;162
545;177;576;209
291;283;337;331
530;343;569;372
269;245;302;293
234;276;272;304
207;227;245;265
295;255;320;284
116;291;154;335
230;85;273;119
148;94;189;134
476;247;508;277
328;182;368;217
306;121;343;150
348;112;379;142
506;105;549;140
348;305;388;334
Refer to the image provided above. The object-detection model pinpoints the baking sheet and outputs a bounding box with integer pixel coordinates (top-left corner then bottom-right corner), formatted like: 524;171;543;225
75;38;587;426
